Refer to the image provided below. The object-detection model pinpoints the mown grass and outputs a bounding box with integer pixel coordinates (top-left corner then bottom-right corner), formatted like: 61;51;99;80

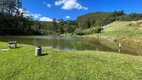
0;42;142;80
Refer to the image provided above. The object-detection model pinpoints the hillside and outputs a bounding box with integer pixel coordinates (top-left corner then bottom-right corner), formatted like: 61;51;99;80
76;11;142;30
102;21;141;36
89;20;142;46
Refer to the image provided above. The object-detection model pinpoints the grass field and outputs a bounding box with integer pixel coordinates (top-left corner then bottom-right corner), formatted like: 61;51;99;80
85;20;142;46
103;21;142;38
0;42;142;80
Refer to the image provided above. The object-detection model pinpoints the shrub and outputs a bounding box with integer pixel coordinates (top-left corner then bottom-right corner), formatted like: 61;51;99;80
83;23;100;35
74;28;85;35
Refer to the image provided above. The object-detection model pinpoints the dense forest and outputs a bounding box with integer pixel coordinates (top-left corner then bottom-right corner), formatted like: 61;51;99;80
1;0;142;35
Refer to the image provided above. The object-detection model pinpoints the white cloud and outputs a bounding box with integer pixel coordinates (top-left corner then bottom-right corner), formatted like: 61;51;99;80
14;8;29;16
18;8;28;13
47;4;52;8
15;8;52;21
43;2;52;8
15;8;31;18
55;0;88;10
55;0;65;5
31;14;41;19
15;8;41;19
24;12;41;19
65;16;70;19
39;17;53;22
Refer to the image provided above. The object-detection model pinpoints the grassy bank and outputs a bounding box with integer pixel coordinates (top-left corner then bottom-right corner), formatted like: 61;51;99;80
85;20;142;46
0;42;142;80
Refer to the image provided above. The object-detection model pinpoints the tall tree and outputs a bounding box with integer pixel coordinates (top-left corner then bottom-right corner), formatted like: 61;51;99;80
52;18;57;34
0;0;22;14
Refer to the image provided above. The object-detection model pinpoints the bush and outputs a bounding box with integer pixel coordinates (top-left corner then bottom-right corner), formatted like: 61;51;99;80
74;28;85;35
83;28;97;35
83;24;100;35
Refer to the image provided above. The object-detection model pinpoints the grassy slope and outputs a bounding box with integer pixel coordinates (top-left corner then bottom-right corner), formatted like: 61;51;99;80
0;42;142;80
103;21;142;37
86;20;142;46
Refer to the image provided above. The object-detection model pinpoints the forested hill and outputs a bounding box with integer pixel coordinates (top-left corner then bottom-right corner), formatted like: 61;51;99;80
33;11;142;35
76;10;142;29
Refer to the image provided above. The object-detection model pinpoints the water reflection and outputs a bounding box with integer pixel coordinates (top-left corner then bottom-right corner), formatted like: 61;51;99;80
0;36;142;56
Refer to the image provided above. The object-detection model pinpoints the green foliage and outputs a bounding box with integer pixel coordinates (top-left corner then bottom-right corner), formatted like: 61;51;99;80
83;24;100;35
32;19;78;35
0;0;22;14
74;28;85;35
0;11;35;35
0;0;37;35
77;10;142;30
77;12;117;29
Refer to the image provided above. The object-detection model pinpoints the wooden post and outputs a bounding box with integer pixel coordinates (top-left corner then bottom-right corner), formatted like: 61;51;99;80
118;43;121;53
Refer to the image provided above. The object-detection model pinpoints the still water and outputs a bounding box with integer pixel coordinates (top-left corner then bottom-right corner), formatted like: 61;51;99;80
0;36;142;56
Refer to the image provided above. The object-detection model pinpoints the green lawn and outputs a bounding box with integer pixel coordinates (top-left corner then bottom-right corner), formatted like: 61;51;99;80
0;42;142;80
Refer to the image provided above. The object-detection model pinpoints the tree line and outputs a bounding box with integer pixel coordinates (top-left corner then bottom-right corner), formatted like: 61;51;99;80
34;10;142;35
1;0;142;35
0;0;36;35
32;19;78;35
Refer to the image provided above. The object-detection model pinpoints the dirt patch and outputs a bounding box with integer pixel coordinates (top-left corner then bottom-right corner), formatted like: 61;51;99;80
139;27;142;31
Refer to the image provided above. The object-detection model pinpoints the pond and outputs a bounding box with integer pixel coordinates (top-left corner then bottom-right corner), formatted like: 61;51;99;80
0;36;142;56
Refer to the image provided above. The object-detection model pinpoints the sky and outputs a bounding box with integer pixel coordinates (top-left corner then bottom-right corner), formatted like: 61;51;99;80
22;0;142;21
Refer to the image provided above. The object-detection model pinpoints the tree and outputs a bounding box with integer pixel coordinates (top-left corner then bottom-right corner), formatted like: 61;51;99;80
51;18;57;34
0;0;22;14
57;19;65;34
